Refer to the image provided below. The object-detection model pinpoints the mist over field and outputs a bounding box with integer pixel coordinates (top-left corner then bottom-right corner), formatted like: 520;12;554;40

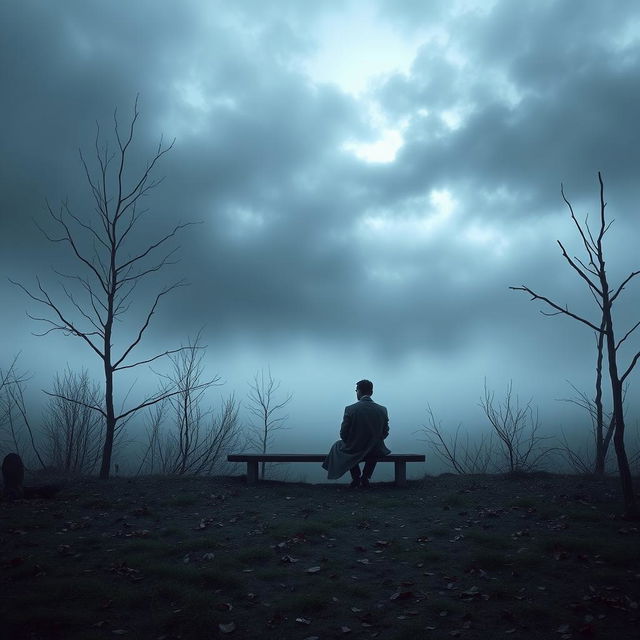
2;0;640;482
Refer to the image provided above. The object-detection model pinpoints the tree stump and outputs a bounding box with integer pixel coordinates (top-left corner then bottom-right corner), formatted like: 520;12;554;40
2;453;25;499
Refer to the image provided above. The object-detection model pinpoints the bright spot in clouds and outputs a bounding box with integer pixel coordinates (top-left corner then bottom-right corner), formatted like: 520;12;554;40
304;2;425;96
343;127;405;163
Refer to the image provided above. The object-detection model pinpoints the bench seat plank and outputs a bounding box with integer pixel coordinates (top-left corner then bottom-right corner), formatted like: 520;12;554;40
227;453;425;486
228;454;424;462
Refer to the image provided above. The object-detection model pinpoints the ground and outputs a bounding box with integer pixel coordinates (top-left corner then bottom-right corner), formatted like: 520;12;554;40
1;472;639;639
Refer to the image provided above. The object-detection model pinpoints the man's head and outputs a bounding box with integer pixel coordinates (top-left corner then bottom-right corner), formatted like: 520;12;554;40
356;379;373;399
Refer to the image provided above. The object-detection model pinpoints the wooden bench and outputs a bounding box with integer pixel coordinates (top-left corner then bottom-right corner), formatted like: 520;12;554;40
227;453;426;486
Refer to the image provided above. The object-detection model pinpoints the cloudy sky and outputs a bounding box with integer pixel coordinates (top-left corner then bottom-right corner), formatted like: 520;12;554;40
2;0;640;476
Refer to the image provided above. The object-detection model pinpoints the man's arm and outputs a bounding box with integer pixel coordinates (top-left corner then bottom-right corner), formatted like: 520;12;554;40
340;407;351;441
383;408;389;439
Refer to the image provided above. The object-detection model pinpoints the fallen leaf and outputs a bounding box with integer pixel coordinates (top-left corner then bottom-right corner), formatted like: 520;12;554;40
281;555;299;563
296;617;312;625
461;586;480;599
219;622;236;633
307;566;321;574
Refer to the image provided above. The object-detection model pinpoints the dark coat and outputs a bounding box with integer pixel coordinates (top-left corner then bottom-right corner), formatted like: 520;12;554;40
322;397;390;479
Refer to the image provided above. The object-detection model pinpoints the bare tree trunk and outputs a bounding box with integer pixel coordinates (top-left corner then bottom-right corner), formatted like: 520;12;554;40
100;365;116;479
606;339;638;517
597;181;638;517
594;325;606;474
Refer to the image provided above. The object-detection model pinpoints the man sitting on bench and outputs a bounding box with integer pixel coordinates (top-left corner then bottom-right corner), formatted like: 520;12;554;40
322;379;390;487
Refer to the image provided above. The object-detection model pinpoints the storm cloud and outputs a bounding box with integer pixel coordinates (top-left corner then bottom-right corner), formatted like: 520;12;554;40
2;0;640;471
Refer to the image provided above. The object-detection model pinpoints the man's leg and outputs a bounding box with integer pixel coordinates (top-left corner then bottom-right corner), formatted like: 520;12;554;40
349;463;361;487
362;458;377;486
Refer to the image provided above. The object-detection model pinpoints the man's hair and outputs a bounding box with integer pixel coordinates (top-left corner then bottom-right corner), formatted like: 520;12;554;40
356;379;373;395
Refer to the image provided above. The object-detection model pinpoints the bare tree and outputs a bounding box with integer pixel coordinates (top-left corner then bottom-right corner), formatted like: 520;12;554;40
12;97;196;478
0;355;25;453
138;395;241;476
42;368;104;475
0;355;45;468
246;369;292;479
419;405;495;474
511;173;639;518
136;399;167;475
558;379;619;474
0;354;22;396
480;381;554;474
137;334;242;475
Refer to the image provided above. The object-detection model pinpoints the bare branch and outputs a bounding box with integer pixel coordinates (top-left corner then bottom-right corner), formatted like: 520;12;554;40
617;320;640;352
42;201;110;295
116;246;181;287
112;281;187;370
58;279;106;336
557;241;603;296
509;285;602;332
116;222;197;274
610;270;640;305
621;350;640;385
10;278;105;358
42;390;106;418
561;183;597;262
116;381;213;422
61;199;110;251
114;345;198;371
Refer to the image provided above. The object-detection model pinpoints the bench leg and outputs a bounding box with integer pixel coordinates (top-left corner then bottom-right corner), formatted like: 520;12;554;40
246;461;259;485
394;461;407;487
